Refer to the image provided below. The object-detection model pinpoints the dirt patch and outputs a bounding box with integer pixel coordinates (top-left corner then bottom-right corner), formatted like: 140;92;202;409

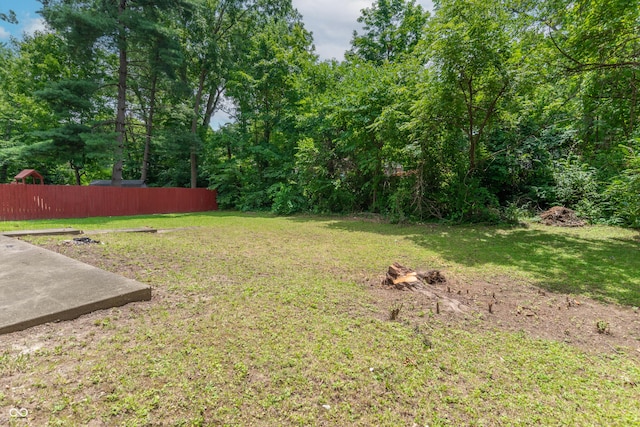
373;263;640;360
540;206;586;227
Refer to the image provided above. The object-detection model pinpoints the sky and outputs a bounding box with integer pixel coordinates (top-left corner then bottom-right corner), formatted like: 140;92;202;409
1;0;433;60
0;0;45;41
295;0;433;59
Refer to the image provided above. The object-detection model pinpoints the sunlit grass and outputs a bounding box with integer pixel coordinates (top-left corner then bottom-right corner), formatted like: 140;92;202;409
1;213;639;425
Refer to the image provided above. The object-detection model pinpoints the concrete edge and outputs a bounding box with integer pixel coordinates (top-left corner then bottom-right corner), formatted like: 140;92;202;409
0;287;152;335
0;227;159;237
88;228;158;235
1;228;82;237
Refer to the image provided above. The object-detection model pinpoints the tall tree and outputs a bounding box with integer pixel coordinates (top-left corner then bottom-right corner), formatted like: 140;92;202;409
219;14;315;208
128;5;186;182
540;0;640;150
0;32;102;183
182;0;296;188
426;0;518;173
42;0;189;186
348;0;427;64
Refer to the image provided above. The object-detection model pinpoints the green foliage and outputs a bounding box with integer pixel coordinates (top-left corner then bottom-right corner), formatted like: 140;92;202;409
294;137;357;214
437;177;502;223
348;0;428;64
552;157;599;206
2;0;640;227
607;143;640;227
268;182;307;215
0;10;18;24
552;156;605;221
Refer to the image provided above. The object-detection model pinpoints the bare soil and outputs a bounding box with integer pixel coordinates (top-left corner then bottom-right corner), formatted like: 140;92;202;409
369;263;640;360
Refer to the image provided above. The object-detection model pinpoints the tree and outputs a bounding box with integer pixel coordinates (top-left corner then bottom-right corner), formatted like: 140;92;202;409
543;0;640;150
32;79;106;185
426;0;518;173
181;0;298;188
42;0;189;186
348;0;427;64
128;5;186;182
218;13;315;209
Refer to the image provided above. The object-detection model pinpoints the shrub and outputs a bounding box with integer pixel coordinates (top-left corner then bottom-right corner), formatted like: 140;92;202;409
552;156;606;222
606;144;640;227
269;183;308;215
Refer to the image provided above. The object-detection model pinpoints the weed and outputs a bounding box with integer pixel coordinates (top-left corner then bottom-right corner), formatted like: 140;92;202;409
414;326;432;349
94;317;114;329
389;303;403;320
596;320;611;334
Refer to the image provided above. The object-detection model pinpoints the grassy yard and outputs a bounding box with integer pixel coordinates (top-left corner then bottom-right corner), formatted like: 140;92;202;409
1;213;639;426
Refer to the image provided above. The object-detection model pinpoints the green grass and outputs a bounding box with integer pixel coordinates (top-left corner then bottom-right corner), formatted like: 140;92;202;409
322;219;640;306
1;213;639;426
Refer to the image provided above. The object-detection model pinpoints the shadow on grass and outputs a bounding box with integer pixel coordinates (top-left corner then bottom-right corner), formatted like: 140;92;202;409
321;219;640;307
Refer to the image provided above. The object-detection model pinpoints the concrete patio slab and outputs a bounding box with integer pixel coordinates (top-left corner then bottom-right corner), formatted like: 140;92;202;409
0;235;151;335
1;228;82;237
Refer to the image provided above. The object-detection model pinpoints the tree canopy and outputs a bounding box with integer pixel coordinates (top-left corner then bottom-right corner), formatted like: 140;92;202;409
1;0;638;226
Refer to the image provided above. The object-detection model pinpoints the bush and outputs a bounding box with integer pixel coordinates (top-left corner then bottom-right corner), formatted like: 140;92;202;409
430;176;502;223
606;144;640;227
552;156;600;206
269;183;308;215
551;156;606;222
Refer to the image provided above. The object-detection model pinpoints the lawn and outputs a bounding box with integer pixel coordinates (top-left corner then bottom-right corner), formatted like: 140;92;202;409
1;212;639;426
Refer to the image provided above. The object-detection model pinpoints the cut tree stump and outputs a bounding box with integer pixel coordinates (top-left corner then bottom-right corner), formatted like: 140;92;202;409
385;262;424;290
382;262;468;314
383;262;446;290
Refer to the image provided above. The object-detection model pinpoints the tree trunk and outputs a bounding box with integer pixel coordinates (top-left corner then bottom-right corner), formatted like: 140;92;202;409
0;163;7;182
372;136;383;212
111;0;128;187
190;68;206;189
461;76;507;175
466;77;476;173
202;86;223;128
70;161;82;185
140;71;157;183
629;70;637;138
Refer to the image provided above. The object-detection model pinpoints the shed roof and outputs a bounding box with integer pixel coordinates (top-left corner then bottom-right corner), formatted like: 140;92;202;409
15;169;44;180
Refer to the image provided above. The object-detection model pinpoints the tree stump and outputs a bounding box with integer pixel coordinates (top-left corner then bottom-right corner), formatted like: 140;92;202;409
382;262;468;314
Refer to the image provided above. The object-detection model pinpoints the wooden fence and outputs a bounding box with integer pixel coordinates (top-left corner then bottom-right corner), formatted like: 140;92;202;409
0;184;217;221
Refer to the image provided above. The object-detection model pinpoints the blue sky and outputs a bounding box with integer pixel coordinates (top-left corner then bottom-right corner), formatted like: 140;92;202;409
1;0;433;60
0;0;46;41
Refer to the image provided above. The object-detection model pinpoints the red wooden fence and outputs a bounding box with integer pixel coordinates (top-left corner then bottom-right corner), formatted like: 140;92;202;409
0;184;217;220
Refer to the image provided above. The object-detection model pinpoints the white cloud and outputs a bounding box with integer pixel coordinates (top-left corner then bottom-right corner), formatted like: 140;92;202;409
0;26;10;40
23;17;46;36
293;0;433;60
294;0;370;60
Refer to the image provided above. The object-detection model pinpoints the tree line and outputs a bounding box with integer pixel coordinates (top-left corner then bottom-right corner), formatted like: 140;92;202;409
1;0;638;226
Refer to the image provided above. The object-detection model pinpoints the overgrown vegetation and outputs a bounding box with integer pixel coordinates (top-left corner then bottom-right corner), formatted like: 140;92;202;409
0;213;639;425
1;0;639;225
